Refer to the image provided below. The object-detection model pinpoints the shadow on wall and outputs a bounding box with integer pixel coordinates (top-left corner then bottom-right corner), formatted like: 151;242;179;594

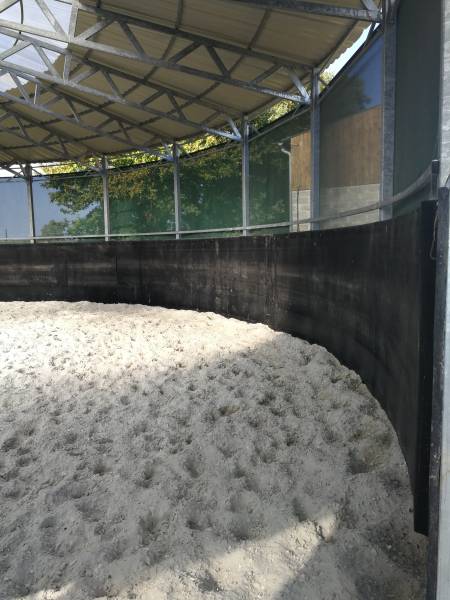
0;302;426;599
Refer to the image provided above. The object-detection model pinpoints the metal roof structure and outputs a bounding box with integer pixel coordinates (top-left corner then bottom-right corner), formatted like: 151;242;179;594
0;0;381;164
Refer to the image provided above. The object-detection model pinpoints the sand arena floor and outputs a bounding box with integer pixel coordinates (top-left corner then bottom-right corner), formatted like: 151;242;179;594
0;302;426;600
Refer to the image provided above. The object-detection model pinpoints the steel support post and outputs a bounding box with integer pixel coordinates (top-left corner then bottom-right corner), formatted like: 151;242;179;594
24;163;35;244
380;0;397;220
241;116;250;236
173;142;181;239
428;188;449;600
287;149;293;231
430;1;450;598
279;144;293;230
101;155;110;241
310;68;320;230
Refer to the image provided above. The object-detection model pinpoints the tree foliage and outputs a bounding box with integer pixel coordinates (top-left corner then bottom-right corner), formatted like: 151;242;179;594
39;100;306;237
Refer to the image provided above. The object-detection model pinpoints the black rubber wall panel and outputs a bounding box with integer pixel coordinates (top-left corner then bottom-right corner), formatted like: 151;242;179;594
0;202;436;533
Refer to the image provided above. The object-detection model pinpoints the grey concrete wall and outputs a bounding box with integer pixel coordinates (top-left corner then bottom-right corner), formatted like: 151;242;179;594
290;189;311;232
319;183;380;229
290;184;380;232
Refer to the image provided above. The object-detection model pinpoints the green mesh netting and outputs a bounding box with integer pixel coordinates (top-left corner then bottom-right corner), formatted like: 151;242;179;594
179;145;242;231
109;162;175;235
0;179;29;240
393;0;441;198
249;112;310;226
319;36;382;226
33;173;104;238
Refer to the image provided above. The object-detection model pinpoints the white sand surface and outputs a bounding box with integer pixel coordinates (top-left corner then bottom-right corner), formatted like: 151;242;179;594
0;301;426;600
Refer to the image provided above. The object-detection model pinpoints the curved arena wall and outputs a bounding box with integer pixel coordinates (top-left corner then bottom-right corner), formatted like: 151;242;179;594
0;202;436;534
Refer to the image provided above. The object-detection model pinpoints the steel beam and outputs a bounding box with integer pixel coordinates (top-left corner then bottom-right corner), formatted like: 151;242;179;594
1;164;25;177
64;0;78;80
433;2;450;598
26;75;171;144
80;57;241;119
0;0;23;13
227;0;381;22
0;109;75;158
361;0;379;11
57;58;241;144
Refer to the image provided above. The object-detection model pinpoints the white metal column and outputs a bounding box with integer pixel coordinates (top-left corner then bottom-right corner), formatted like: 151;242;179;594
436;0;450;597
101;155;110;241
380;0;397;220
24;163;35;244
173;142;181;240
310;68;320;230
241;116;250;236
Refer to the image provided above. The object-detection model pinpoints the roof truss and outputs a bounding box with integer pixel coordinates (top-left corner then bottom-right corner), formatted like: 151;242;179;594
0;0;313;157
0;0;371;162
0;0;311;101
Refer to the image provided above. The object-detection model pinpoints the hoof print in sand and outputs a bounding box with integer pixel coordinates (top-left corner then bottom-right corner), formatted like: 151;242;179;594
183;455;203;479
138;511;163;546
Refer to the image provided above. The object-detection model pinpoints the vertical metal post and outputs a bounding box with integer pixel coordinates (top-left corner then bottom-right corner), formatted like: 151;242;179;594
428;188;449;600
432;1;450;598
24;163;35;244
287;149;293;232
380;0;397;220
310;68;321;230
173;142;181;240
101;155;110;241
241;116;250;236
280;145;293;230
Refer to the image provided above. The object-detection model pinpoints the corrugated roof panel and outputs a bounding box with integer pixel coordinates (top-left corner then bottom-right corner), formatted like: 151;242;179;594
182;104;217;123
177;45;228;76
82;138;128;153
181;0;263;46
152;69;218;98
82;0;180;28
205;83;269;111
128;26;178;61
146;117;196;139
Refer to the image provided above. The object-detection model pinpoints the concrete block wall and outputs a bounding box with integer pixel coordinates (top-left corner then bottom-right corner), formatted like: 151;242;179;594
319;183;380;229
290;189;311;232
